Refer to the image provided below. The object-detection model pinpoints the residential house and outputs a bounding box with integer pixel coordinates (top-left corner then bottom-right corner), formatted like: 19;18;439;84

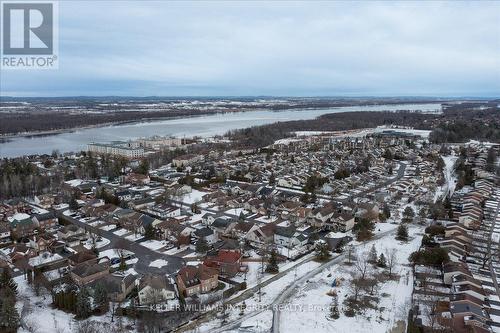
204;250;247;277
71;259;110;286
176;264;219;297
138;274;176;305
93;273;138;302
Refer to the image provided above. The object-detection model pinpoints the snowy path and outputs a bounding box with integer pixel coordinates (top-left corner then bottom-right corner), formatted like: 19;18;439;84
435;155;457;202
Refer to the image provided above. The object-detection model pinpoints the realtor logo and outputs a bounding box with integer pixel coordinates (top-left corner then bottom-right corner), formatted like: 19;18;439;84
1;1;58;69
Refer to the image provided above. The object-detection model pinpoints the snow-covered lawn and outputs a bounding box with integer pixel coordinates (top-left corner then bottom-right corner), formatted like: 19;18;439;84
83;236;110;250
139;239;167;251
149;259;169;268
100;224;116;231
163;245;192;256
225;207;250;217
99;248;119;259
113;228;130;236
125;233;143;241
180;189;208;204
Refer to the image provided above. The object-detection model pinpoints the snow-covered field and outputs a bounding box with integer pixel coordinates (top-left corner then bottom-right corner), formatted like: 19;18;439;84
193;222;418;333
279;225;423;333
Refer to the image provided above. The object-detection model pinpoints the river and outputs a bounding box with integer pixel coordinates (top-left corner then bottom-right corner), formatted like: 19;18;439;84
0;103;441;158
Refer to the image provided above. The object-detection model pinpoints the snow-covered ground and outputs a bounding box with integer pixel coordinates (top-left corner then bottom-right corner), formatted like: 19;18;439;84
100;224;116;231
125;233;143;241
83;236;110;250
113;228;130;236
139;239;167;251
15;275;135;333
278;225;423;333
180;189;208;204
225;207;250;217
193;222;417;333
149;259;169;268
434;154;458;202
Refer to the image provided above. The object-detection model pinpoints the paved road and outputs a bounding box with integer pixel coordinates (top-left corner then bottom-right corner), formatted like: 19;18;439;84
56;211;185;275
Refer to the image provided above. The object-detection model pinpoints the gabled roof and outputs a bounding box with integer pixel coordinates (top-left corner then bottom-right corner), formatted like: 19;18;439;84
72;260;109;278
139;273;174;292
194;227;214;237
177;264;218;288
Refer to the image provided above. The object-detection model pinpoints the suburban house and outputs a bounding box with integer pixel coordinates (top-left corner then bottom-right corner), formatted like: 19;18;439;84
145;204;181;219
8;213;36;239
92;273;138;302
193;227;217;244
71;259;110;286
138;274;176;305
32;212;59;231
330;212;356;232
176;264;219;297
273;225;308;249
204;250;247;277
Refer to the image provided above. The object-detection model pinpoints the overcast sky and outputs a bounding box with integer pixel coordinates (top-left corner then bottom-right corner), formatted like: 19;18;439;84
1;1;499;97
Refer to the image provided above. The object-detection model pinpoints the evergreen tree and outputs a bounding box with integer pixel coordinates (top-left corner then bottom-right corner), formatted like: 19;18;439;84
269;173;276;185
69;196;79;211
191;202;199;214
119;256;127;271
265;249;279;273
93;283;109;313
402;206;415;223
195;238;209;253
144;223;155;240
315;241;331;261
396;224;409;241
418;207;427;223
136;159;150;175
75;287;92;319
368;244;378;264
0;298;19;332
377;253;387;268
383;204;391;219
0;270;17;295
329;295;340;320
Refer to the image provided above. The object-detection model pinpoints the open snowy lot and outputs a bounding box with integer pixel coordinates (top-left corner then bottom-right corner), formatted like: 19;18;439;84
279;225;424;333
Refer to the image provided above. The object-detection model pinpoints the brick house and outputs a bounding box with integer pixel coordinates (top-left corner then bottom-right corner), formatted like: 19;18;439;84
71;259;110;286
32;212;59;231
176;264;218;297
203;250;247;277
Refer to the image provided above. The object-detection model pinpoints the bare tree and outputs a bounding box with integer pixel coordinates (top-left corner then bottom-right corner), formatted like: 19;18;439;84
348;273;364;303
354;250;371;280
346;245;356;265
385;248;398;278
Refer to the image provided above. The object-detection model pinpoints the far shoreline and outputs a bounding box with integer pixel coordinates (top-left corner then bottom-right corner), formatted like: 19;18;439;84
0;102;443;141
